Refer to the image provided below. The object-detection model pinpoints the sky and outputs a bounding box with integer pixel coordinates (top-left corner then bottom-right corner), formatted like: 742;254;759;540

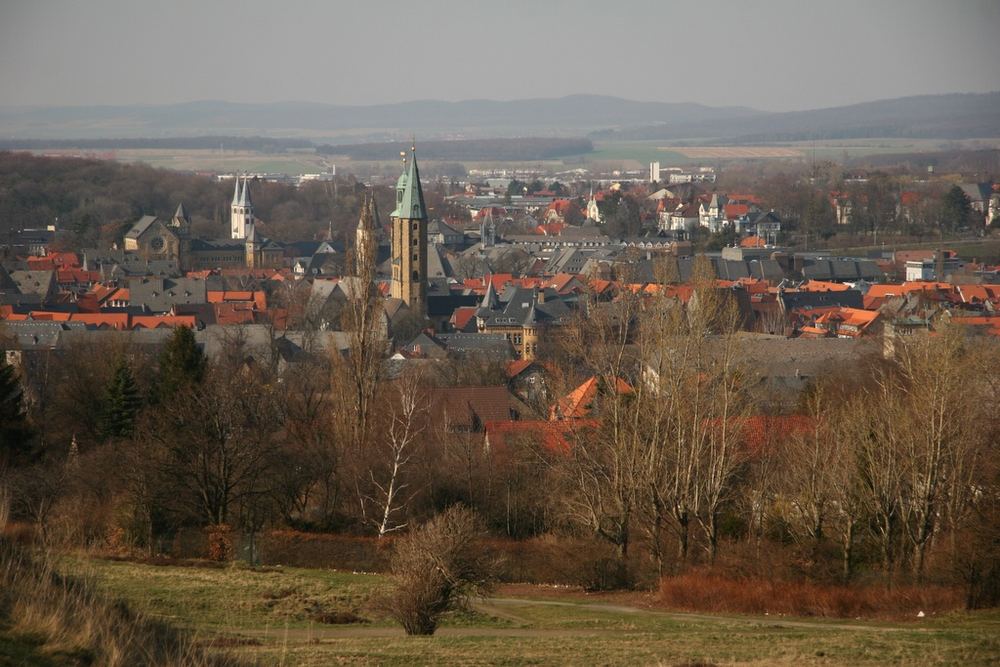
1;0;999;112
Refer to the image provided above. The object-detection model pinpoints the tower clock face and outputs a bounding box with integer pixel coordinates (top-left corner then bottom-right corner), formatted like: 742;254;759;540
150;236;165;251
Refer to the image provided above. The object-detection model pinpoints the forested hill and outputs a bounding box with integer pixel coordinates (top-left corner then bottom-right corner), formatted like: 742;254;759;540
0;152;374;249
0;95;760;140
1;92;997;142
593;92;1000;142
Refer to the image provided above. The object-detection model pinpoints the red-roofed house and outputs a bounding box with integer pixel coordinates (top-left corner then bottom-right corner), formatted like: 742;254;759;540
551;376;633;420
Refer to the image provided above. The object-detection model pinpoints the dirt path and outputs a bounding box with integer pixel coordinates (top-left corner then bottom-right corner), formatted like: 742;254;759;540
211;596;921;642
482;597;923;633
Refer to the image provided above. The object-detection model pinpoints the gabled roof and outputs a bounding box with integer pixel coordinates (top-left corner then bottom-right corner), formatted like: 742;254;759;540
450;306;478;332
553;375;633;420
125;215;159;240
484;419;597;455
427;385;532;431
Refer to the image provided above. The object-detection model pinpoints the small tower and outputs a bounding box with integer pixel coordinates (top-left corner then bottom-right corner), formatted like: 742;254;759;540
480;211;496;249
171;202;191;234
355;190;379;276
390;146;428;316
172;202;192;270
521;298;539;360
231;176;254;239
586;184;602;224
244;221;259;269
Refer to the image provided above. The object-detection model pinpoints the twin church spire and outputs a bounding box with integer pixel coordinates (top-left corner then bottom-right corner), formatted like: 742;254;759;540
230;176;254;239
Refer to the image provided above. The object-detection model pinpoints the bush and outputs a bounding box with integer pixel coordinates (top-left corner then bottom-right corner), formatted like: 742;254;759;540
205;525;234;562
382;506;499;635
581;556;634;592
658;569;964;618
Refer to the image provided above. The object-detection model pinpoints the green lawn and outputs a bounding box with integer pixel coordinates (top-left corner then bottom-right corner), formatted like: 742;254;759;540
49;556;1000;666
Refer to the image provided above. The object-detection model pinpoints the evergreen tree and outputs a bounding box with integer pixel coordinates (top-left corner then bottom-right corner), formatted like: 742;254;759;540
941;185;972;232
156;325;206;401
0;355;31;465
101;357;142;440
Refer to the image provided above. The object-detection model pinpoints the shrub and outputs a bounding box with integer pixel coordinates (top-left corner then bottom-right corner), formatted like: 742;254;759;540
205;525;234;562
658;569;964;619
382;506;499;635
581;556;634;592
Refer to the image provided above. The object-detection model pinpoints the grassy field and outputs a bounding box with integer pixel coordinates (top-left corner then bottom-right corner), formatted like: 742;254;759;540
9;556;991;666
28;135;1000;177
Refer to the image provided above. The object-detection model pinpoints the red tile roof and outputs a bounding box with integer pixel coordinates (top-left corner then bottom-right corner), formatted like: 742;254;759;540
726;204;751;220
450;306;478;332
484;419;598;455
552;376;633;420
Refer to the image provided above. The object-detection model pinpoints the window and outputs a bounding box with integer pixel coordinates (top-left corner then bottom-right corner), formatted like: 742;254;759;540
412;238;418;246
413;222;419;230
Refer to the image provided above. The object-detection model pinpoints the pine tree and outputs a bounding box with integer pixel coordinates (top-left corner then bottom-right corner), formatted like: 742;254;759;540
156;325;206;401
0;355;31;464
941;185;972;232
101;357;142;440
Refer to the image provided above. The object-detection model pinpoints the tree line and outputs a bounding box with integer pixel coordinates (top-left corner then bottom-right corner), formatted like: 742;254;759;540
1;264;998;602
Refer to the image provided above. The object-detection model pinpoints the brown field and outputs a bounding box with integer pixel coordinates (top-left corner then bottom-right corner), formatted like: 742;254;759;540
666;146;804;158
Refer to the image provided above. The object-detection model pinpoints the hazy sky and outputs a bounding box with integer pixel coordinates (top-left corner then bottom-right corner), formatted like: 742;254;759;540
2;0;999;111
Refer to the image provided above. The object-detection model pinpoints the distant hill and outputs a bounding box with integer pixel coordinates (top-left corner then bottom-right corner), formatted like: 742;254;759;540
592;92;1000;142
0;95;760;141
1;92;995;143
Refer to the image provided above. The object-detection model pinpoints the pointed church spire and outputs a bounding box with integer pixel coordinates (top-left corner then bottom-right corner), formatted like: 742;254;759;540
239;176;252;206
480;274;498;310
394;145;426;220
523;300;537;327
174;202;189;223
357;189;379;231
232;177;242;205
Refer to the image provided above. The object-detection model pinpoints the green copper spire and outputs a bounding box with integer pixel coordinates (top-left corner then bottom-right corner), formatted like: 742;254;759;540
392;146;426;220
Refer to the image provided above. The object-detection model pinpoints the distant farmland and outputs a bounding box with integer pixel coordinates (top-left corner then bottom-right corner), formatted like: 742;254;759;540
667;146;803;158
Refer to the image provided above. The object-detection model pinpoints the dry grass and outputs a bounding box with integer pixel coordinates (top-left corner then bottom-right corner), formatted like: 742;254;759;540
0;539;250;666
658;569;964;619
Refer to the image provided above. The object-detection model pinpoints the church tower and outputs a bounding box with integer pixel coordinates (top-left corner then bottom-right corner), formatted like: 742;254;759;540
390;147;427;316
230;176;254;239
355;189;379;276
172;203;192;271
244;221;259;269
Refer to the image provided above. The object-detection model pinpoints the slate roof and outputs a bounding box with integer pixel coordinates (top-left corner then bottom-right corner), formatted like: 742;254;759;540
128;277;208;313
800;259;882;281
125;215;158;240
779;289;864;311
9;270;55;298
436;333;514;358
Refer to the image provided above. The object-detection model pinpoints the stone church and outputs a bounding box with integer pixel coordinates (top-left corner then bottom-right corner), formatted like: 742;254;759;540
123;177;284;271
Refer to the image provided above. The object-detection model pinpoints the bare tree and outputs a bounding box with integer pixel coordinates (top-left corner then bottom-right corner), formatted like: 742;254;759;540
361;373;427;537
894;327;988;578
556;278;644;565
339;240;387;453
